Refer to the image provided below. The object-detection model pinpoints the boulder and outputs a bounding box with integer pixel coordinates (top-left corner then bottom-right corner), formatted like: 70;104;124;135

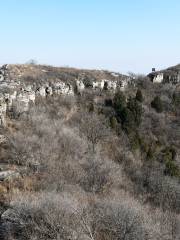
0;170;20;181
93;80;105;89
27;91;36;103
36;86;46;97
67;84;74;95
0;74;4;81
53;82;74;95
0;135;7;144
76;79;85;91
103;80;117;90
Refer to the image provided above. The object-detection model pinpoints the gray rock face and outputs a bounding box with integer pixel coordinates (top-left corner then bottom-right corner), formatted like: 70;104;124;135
76;79;85;92
0;135;7;144
77;77;130;92
15;92;31;112
0;74;4;82
0;64;132;126
0;170;20;181
36;86;46;97
148;65;180;85
52;81;74;95
0;65;8;82
0;65;77;125
103;80;117;90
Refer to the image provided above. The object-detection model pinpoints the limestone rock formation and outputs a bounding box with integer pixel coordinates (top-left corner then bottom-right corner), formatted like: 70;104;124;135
0;64;78;125
148;65;180;84
0;64;132;126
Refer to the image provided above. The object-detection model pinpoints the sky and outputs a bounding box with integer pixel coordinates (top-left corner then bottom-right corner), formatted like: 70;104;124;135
0;0;180;74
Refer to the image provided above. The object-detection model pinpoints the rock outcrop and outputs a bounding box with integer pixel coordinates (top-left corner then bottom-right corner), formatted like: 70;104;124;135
0;170;20;181
76;77;131;92
148;64;180;84
0;65;76;125
0;64;132;126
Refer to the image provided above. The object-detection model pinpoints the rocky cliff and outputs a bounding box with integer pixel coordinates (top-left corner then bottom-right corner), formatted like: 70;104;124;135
148;64;180;84
0;64;131;126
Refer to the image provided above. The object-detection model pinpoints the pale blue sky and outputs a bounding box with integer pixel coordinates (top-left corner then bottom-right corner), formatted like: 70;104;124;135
0;0;180;73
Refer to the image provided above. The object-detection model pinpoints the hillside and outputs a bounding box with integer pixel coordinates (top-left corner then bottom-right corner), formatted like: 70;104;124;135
3;64;128;84
0;63;180;240
166;63;180;72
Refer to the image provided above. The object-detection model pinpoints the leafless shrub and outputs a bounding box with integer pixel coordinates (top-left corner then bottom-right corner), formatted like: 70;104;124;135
2;193;153;240
2;192;85;240
79;152;110;194
90;200;149;240
79;112;110;152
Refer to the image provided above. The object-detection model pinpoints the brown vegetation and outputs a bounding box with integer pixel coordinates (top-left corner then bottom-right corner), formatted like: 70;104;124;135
0;72;180;240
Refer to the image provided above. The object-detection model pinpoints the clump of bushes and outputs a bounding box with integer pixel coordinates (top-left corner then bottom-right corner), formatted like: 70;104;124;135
161;147;180;177
113;91;126;114
109;116;118;129
113;91;142;133
105;98;113;107
172;92;180;106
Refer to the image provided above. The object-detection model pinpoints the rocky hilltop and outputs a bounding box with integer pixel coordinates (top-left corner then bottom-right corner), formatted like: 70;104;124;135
0;64;131;126
148;64;180;84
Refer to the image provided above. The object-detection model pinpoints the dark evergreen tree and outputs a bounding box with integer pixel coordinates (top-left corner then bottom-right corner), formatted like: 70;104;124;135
172;92;180;106
151;96;163;113
127;97;142;126
136;89;143;102
109;116;118;129
89;103;94;112
120;107;135;131
113;91;126;114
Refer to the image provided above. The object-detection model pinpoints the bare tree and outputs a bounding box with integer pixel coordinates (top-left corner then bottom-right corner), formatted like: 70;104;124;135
79;112;109;153
90;200;149;240
80;153;110;194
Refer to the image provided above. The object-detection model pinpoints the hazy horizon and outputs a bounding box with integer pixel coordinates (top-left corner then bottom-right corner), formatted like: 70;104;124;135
0;0;180;74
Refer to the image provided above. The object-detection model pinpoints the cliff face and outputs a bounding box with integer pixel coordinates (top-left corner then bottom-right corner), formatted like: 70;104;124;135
0;64;131;126
0;65;75;125
148;64;180;84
